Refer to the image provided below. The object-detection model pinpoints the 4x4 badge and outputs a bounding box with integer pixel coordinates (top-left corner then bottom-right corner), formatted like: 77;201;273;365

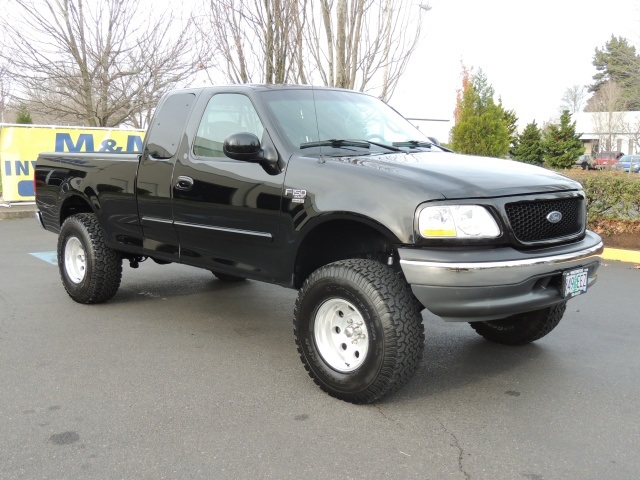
546;211;562;223
285;188;307;203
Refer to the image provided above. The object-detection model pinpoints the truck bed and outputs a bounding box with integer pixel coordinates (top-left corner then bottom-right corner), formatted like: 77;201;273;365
35;152;141;245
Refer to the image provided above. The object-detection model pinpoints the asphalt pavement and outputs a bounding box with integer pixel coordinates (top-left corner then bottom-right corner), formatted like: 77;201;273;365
1;215;639;479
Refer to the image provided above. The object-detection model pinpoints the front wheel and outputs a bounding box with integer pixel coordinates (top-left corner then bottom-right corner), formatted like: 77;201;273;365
58;213;122;304
294;259;425;404
469;302;567;346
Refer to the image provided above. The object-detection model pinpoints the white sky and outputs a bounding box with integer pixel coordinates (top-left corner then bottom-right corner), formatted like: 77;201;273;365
390;0;640;139
7;0;637;138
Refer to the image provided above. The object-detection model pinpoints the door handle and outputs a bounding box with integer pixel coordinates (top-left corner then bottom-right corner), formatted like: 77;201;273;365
175;176;194;191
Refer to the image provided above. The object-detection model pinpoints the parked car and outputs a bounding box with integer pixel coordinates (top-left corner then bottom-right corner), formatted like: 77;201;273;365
575;154;594;170
593;151;622;170
611;154;640;173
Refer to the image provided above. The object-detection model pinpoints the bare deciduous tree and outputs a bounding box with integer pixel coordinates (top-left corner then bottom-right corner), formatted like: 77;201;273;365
307;0;428;101
586;81;627;152
0;62;12;123
623;116;640;153
560;84;588;114
195;0;429;102
0;0;198;128
194;0;308;85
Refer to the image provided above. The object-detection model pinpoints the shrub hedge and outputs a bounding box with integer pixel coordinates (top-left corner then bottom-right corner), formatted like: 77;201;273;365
561;170;640;221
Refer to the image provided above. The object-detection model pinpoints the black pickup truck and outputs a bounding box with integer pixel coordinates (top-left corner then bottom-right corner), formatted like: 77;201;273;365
35;85;603;403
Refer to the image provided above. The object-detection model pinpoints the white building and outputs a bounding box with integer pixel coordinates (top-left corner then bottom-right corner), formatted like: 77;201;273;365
573;111;640;156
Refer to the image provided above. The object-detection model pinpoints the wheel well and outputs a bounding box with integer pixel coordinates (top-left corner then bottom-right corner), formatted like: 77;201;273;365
293;220;398;288
59;195;94;226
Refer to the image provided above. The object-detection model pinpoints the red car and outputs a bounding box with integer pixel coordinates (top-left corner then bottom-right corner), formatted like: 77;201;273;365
593;151;622;170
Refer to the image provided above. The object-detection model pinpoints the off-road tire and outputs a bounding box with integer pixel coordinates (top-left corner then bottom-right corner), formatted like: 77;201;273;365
58;213;122;304
294;259;425;404
211;271;247;282
469;302;567;346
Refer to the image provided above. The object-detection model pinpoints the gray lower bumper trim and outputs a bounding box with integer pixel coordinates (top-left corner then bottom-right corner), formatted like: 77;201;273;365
399;238;603;288
398;233;603;321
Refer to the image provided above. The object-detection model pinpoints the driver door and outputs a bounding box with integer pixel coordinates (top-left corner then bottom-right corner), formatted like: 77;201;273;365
171;92;284;281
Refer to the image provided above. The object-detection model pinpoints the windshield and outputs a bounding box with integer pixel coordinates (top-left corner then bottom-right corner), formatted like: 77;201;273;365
260;88;435;153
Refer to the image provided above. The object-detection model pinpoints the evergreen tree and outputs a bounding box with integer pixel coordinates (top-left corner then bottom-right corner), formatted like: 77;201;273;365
16;111;33;124
512;121;544;165
501;105;518;139
590;35;640;110
500;101;518;156
543;111;584;169
472;69;494;113
15;105;33;124
16;105;33;125
450;67;511;158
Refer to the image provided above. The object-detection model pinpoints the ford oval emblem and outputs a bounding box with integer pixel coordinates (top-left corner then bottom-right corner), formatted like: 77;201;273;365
546;211;563;224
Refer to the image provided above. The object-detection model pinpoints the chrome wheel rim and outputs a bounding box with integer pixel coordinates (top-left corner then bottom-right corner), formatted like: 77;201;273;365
64;237;86;284
314;298;369;373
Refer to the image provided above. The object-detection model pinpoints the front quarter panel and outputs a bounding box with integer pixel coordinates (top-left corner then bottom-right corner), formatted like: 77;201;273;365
282;154;446;244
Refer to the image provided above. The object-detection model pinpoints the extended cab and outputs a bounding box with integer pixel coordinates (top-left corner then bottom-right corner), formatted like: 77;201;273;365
35;85;603;403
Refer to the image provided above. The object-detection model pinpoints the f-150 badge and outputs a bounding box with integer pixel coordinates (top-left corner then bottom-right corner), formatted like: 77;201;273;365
285;188;307;203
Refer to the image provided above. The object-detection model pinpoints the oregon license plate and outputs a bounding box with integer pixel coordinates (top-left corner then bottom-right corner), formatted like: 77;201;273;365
562;267;588;298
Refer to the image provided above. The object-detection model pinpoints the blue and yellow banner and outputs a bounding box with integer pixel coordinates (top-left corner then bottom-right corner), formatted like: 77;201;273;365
0;125;145;202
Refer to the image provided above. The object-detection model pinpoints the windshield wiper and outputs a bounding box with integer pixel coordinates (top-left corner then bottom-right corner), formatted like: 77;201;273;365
392;140;433;148
300;139;370;149
300;139;402;152
392;140;453;152
365;139;403;152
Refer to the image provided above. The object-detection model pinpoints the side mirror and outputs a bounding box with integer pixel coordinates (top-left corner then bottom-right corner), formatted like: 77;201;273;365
223;132;278;167
223;133;262;161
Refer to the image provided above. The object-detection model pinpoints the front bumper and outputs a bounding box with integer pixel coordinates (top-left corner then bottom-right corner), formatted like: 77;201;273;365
399;231;603;322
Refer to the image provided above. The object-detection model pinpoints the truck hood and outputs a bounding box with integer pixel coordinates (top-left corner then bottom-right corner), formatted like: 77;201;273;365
331;151;582;199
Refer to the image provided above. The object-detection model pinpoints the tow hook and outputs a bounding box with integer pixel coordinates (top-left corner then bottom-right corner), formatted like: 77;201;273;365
128;256;146;269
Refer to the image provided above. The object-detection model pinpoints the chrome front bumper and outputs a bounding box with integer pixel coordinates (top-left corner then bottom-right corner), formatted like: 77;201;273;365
399;231;604;322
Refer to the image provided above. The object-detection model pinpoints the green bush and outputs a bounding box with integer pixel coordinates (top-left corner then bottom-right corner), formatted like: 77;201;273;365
562;170;640;220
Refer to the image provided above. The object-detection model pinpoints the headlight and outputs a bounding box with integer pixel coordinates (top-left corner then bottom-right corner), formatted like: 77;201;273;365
418;205;500;238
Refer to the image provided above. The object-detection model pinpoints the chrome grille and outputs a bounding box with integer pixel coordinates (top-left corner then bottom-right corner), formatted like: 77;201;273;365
505;198;583;243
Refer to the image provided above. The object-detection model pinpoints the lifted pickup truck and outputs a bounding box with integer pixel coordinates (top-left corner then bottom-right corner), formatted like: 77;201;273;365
35;85;603;403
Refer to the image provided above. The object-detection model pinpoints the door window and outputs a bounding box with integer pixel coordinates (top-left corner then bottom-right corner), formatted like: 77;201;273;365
194;94;264;158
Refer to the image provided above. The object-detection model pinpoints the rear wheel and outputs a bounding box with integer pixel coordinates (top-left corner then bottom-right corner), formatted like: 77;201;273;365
58;213;122;304
294;259;424;404
469;302;567;346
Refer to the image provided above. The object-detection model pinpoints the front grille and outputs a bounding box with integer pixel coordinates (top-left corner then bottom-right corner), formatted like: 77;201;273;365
505;198;583;243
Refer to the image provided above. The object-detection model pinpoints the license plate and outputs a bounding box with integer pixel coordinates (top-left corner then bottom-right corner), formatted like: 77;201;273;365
562;268;588;298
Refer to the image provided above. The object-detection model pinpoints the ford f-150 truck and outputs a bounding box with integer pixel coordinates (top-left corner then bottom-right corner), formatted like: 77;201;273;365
35;85;604;403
